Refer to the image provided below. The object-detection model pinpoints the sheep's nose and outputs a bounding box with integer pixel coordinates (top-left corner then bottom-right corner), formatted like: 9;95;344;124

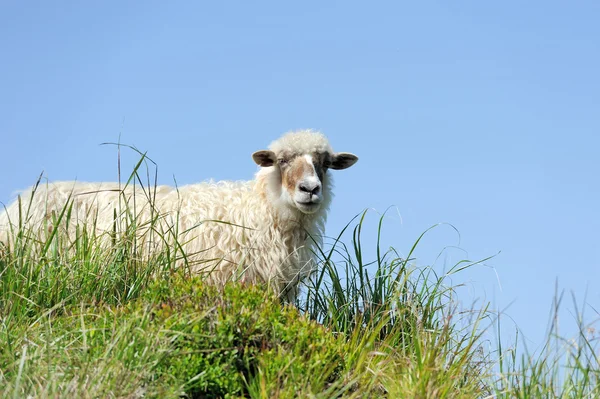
299;182;321;195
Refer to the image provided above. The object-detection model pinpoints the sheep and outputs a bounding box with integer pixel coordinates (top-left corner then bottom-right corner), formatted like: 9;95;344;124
0;129;358;300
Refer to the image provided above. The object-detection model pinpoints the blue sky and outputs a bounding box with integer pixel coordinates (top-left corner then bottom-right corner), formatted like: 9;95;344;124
1;1;599;349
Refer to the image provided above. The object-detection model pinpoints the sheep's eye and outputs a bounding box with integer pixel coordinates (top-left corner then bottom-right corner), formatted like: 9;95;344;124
278;158;289;166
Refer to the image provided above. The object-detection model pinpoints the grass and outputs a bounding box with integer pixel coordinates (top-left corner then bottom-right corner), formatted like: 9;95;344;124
0;152;598;398
493;287;600;398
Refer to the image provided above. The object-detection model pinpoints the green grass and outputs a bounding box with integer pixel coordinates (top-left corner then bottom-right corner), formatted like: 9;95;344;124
1;154;598;398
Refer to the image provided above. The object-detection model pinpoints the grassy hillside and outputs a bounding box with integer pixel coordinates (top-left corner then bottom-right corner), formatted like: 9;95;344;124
1;168;598;398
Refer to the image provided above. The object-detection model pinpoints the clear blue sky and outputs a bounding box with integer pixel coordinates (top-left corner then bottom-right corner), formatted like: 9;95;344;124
1;1;599;349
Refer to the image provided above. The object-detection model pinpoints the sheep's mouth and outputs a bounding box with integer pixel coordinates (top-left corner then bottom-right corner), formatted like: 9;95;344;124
295;200;321;214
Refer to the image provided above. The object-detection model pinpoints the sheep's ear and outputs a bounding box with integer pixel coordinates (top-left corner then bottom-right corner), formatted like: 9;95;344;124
330;152;358;170
252;150;277;167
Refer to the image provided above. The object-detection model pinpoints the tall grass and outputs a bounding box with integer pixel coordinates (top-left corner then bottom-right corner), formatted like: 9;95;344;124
493;286;600;398
0;151;178;322
300;210;492;396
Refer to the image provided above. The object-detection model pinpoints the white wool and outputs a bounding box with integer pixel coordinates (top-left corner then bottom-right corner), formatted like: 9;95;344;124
269;129;333;156
0;130;347;300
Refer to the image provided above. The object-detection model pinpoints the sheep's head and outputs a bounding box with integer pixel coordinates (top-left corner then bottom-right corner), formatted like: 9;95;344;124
252;130;358;215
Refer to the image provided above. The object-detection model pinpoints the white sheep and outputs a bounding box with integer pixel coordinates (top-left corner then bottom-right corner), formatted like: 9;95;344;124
0;130;358;299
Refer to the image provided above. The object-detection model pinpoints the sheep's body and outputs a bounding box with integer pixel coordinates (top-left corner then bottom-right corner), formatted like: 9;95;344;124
0;130;357;299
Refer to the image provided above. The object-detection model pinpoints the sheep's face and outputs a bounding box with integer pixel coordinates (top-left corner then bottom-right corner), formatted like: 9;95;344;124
252;150;358;214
